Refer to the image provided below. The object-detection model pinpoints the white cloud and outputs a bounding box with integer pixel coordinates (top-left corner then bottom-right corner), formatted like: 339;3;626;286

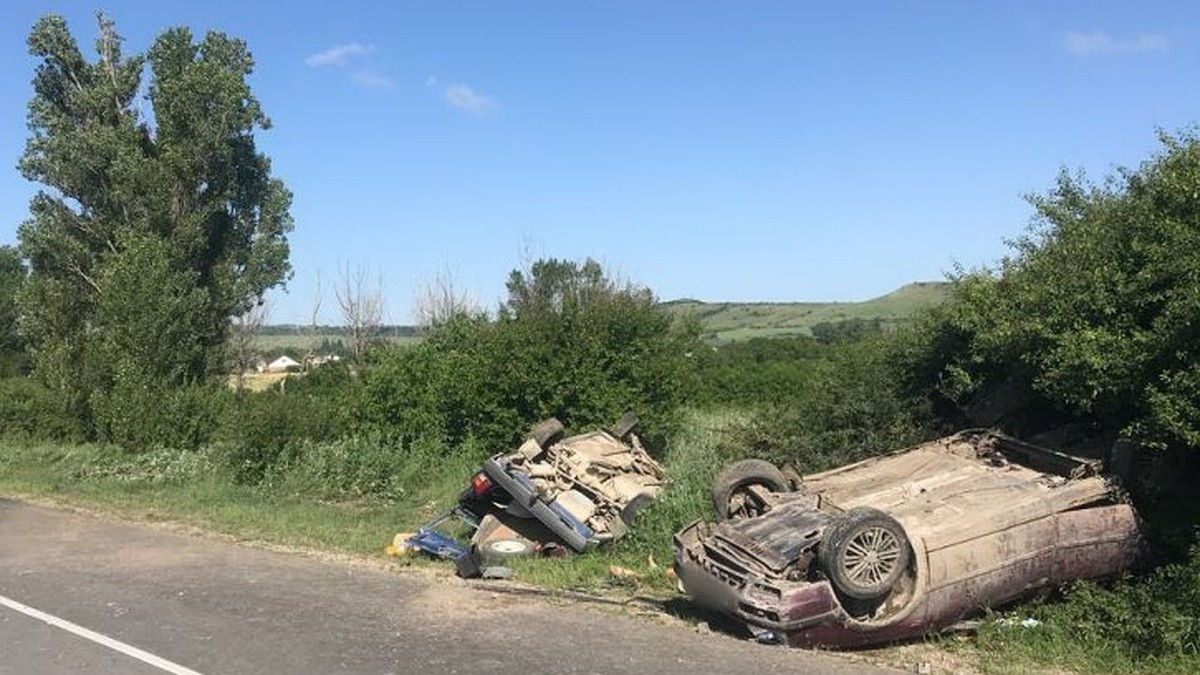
444;84;496;114
351;71;394;89
305;43;374;67
1062;31;1169;57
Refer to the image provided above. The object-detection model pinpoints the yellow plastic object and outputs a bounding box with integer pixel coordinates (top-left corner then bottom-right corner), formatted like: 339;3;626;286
387;532;417;558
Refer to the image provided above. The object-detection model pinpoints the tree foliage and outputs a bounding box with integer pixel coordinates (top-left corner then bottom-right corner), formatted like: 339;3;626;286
690;335;827;406
726;331;935;471
15;15;292;445
0;246;28;377
358;258;700;451
908;131;1200;450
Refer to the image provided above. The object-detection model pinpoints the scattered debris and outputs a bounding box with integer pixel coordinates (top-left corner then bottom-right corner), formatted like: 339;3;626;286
608;565;643;580
996;617;1043;630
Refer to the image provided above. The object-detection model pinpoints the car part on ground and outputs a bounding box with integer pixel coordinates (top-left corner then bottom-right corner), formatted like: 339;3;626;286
402;414;666;576
673;429;1141;649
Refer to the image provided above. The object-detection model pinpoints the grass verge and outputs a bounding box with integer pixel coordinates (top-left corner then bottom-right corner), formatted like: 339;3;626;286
0;441;465;558
5;414;1196;674
0;412;735;597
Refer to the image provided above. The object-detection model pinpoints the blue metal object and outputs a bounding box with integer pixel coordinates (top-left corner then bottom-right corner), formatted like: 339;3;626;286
404;506;478;560
406;527;469;560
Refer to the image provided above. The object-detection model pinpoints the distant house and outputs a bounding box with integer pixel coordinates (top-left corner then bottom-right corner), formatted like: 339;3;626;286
265;355;301;373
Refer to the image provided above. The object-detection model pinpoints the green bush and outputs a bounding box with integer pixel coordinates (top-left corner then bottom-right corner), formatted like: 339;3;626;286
720;331;936;472
216;370;356;483
90;378;228;451
910;131;1200;450
357;259;700;453
691;335;827;407
0;377;81;441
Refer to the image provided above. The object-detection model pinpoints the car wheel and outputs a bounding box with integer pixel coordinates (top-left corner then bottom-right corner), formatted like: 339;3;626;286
478;537;536;563
711;459;788;520
820;508;911;601
530;418;565;449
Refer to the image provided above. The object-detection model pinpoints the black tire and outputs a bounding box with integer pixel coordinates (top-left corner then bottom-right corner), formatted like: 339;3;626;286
608;412;639;439
530;418;565;448
820;508;911;601
711;459;789;520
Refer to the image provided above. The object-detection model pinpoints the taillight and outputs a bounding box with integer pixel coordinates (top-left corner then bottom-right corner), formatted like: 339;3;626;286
470;473;493;497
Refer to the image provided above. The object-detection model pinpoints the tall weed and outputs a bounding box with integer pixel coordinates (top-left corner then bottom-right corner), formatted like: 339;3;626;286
264;433;482;504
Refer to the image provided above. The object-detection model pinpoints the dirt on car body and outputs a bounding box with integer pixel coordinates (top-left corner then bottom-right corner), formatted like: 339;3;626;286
673;429;1140;648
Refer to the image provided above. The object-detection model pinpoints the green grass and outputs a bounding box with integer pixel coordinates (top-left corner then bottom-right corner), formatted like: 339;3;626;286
5;412;1196;674
252;330;418;353
0;412;735;597
662;281;951;342
0;441;466;558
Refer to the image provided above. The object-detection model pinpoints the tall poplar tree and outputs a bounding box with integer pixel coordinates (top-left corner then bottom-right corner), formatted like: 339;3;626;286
16;14;292;445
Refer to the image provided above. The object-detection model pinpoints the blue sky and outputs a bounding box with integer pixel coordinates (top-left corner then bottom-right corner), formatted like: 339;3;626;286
3;2;1198;324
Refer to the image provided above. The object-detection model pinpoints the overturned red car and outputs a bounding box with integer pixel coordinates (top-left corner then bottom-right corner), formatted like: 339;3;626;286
673;430;1140;648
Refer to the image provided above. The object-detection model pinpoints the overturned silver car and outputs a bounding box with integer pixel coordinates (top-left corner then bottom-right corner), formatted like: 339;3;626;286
406;414;666;573
673;430;1140;648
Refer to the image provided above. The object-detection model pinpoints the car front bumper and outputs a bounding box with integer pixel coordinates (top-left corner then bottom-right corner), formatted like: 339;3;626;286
673;520;842;632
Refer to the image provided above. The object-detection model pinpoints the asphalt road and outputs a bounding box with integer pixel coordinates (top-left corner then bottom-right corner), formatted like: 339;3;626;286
0;499;896;674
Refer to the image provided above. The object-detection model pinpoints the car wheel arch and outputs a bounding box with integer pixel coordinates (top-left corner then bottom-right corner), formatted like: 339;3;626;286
822;511;933;628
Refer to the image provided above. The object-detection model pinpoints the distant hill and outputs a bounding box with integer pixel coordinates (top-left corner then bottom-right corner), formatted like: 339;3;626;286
660;281;952;342
254;282;952;350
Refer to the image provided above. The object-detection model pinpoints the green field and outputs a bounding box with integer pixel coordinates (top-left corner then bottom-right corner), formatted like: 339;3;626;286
253;283;953;351
251;327;419;353
661;281;951;342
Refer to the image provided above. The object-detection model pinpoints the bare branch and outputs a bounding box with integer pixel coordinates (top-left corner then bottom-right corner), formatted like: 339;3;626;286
302;270;323;372
67;260;102;295
414;268;479;327
335;262;383;364
229;296;268;391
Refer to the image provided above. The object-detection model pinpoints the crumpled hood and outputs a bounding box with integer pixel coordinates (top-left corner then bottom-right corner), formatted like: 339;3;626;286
709;503;832;576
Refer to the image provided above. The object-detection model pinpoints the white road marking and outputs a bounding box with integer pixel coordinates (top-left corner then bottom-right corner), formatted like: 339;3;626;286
0;593;204;675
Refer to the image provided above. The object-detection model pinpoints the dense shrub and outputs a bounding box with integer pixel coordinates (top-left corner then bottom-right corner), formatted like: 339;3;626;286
690;335;827;406
357;259;700;452
356;316;519;450
90;379;229;451
722;330;936;472
908;131;1200;450
0;377;82;441
214;364;358;482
